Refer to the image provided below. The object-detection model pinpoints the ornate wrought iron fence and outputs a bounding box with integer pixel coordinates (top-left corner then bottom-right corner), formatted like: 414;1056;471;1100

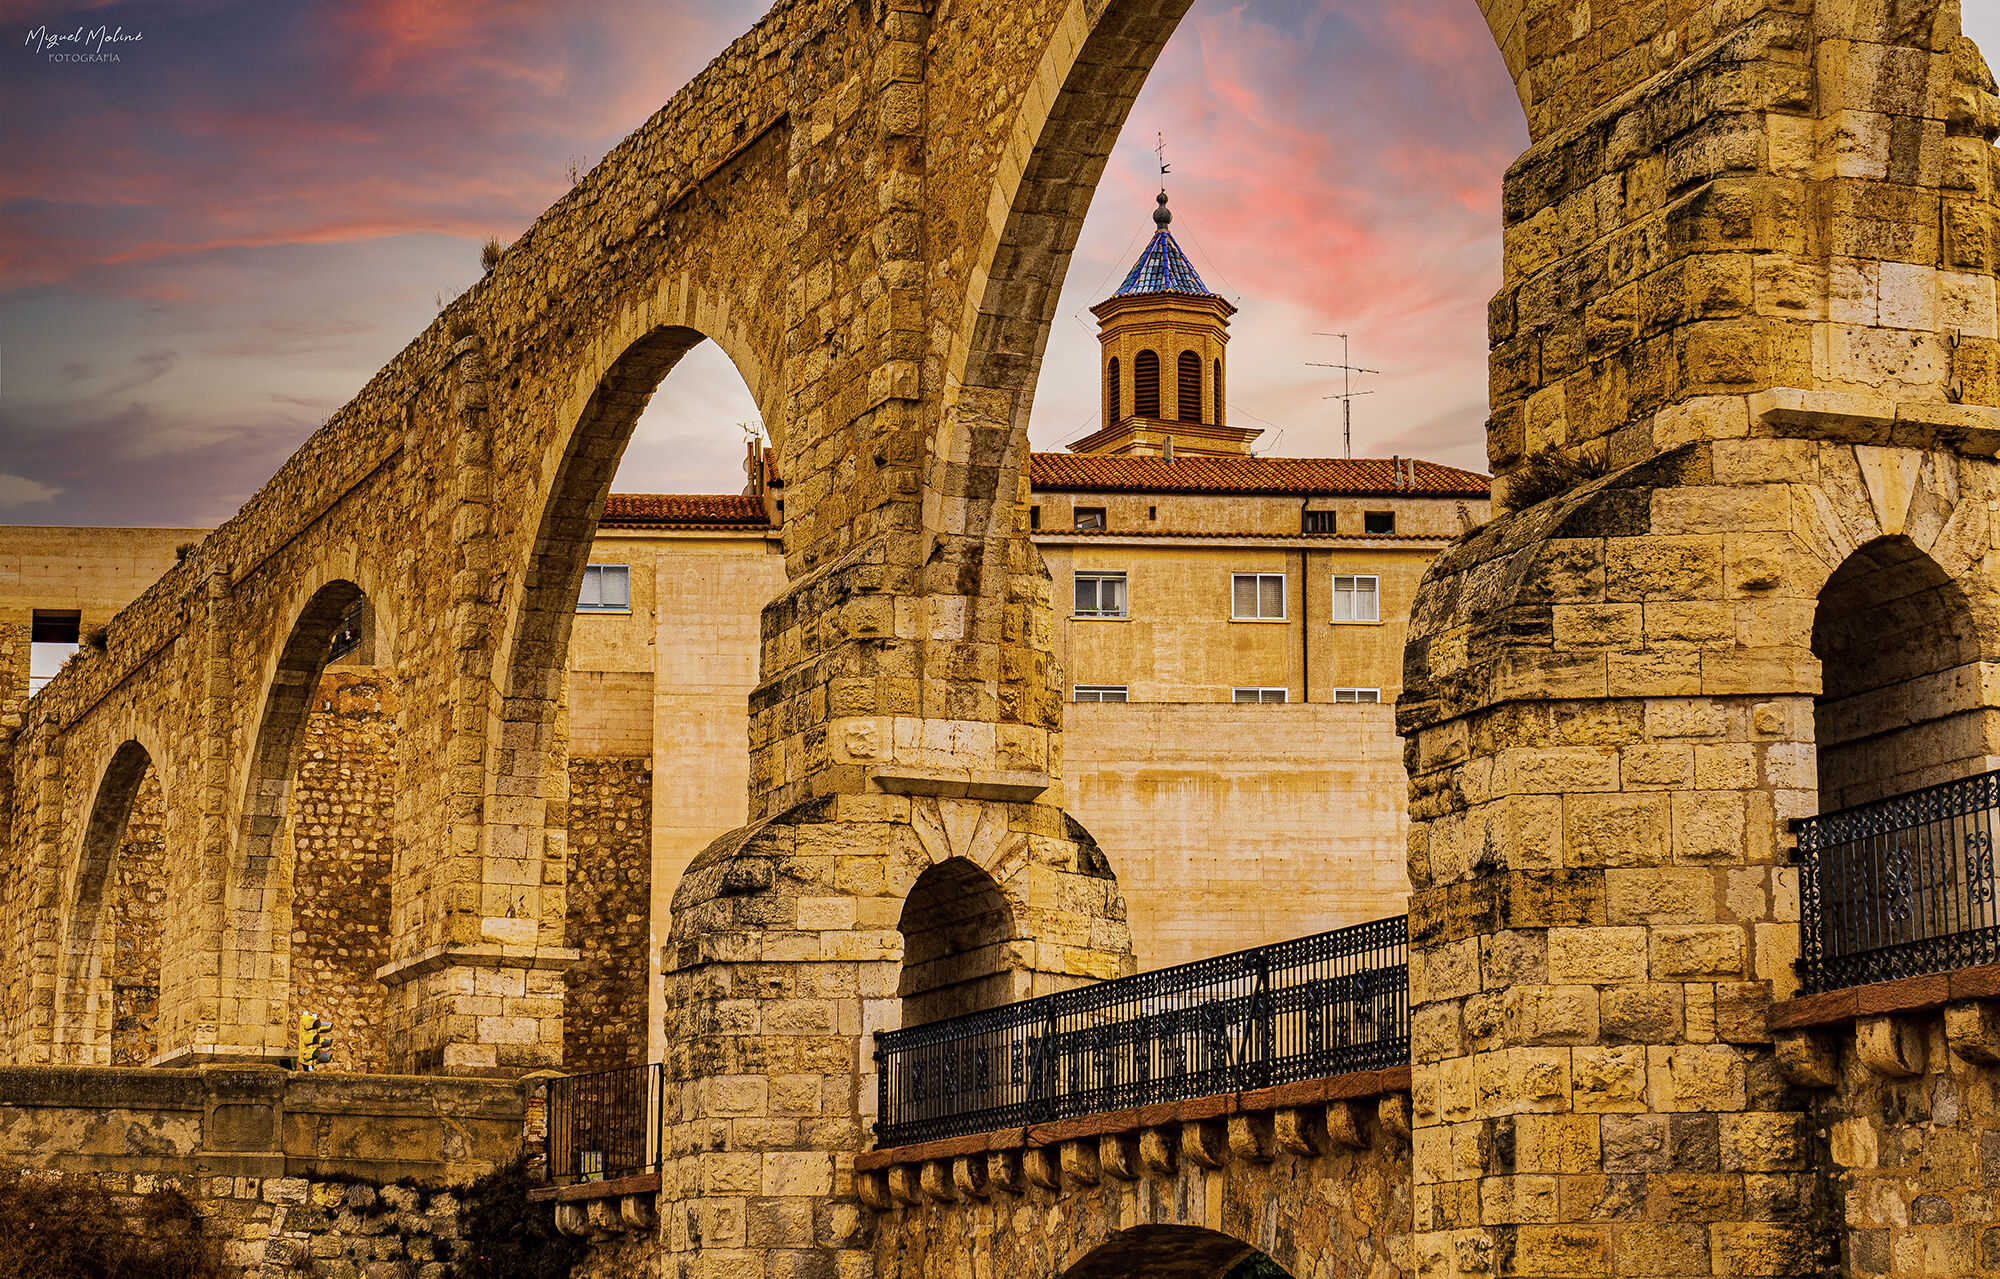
542;1062;663;1184
873;915;1408;1148
1794;769;2000;993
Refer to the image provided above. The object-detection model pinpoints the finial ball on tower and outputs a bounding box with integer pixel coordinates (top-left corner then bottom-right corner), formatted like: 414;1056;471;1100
1154;191;1172;227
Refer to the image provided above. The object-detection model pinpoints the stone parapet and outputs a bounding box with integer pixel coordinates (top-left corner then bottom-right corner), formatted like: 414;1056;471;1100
0;1064;526;1182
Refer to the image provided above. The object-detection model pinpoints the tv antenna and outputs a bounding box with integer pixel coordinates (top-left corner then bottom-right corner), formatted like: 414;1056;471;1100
1306;333;1378;459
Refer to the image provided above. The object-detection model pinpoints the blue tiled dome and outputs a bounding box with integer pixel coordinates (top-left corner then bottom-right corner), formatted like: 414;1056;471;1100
1113;192;1217;298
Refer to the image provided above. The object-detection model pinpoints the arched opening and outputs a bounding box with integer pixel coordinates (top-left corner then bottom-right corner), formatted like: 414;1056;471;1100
56;740;166;1065
1213;358;1224;426
501;325;783;1073
1133;349;1161;418
1105;356;1121;425
1060;1226;1295;1279
1812;537;1985;812
897;858;1021;1028
1177;350;1202;423
234;581;394;1069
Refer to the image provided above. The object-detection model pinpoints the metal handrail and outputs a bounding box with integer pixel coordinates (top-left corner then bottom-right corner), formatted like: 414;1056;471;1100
1792;768;2000;993
873;915;1408;1148
541;1061;663;1185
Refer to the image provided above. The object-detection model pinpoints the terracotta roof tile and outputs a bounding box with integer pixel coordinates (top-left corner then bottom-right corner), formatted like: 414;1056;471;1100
600;493;770;529
1028;453;1491;497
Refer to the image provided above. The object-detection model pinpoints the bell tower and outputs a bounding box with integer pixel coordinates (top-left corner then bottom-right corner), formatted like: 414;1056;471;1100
1075;191;1257;458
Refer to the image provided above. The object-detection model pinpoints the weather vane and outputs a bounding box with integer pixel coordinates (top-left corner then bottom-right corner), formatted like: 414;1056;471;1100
1155;132;1171;189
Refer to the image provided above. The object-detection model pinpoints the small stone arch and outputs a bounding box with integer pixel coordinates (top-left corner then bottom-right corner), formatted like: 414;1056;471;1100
54;739;164;1064
897;857;1022;1028
1060;1226;1289;1279
1812;535;1988;811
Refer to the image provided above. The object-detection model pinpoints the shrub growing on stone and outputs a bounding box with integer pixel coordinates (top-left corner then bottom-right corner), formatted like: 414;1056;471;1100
449;1158;586;1279
0;1167;224;1279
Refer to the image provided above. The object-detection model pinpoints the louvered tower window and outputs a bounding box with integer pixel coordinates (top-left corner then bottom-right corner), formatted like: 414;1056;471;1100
1177;351;1202;422
1214;359;1224;425
1134;350;1160;418
1105;357;1120;425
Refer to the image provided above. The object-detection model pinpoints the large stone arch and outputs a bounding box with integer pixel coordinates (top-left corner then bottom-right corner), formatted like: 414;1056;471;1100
52;738;161;1064
216;575;378;1063
485;316;776;921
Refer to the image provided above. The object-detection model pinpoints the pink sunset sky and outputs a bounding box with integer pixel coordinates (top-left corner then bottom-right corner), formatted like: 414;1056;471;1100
4;2;1997;526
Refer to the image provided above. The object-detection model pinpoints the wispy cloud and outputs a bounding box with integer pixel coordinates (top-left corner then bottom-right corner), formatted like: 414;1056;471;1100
1;0;1528;523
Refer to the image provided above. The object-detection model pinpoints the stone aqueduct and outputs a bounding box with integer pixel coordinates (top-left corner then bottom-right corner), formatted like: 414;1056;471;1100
5;0;2000;1276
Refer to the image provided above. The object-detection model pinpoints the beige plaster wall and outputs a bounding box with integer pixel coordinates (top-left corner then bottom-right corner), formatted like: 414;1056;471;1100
1062;700;1410;971
0;526;202;629
1033;490;1478;540
562;527;788;1064
1039;536;1447;702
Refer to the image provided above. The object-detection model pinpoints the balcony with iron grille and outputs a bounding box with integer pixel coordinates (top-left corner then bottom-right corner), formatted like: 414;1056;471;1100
1792;769;2000;995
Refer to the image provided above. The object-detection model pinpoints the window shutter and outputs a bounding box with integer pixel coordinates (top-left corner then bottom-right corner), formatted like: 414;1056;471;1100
1134;350;1160;417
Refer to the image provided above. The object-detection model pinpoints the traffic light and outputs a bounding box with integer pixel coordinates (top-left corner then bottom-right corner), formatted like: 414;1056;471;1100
296;1011;333;1070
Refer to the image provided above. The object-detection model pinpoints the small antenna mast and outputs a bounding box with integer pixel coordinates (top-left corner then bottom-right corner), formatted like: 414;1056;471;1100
1306;333;1378;459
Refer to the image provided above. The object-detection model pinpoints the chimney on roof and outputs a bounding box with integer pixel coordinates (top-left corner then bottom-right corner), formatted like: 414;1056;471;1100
1163;435;1174;462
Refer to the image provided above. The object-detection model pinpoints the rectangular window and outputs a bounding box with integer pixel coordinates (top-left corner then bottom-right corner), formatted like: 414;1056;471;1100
1073;685;1129;703
1364;510;1396;535
1332;574;1380;622
1303;510;1336;534
578;564;631;612
1231;573;1286;620
1330;687;1382;703
1073;572;1128;618
28;609;81;695
1232;687;1289;704
1074;506;1107;531
327;600;365;663
1029;505;1041;530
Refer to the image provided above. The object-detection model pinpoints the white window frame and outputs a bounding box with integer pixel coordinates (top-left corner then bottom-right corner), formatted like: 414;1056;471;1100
1231;572;1287;621
1331;574;1381;623
1232;687;1289;704
578;563;632;613
1073;571;1128;619
28;610;81;695
1330;687;1382;703
1072;685;1129;703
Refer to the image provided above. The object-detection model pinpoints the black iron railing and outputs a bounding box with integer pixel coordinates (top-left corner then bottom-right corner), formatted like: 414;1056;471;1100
1794;769;2000;993
873;915;1408;1148
542;1062;663;1184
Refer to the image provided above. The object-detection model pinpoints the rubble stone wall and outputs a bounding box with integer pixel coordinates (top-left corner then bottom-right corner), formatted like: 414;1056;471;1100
564;756;652;1073
0;1064;528;1277
1773;995;2000;1279
111;769;165;1067
287;669;397;1075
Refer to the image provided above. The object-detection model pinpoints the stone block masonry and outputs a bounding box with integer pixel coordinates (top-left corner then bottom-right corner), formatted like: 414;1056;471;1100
0;0;1994;1277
